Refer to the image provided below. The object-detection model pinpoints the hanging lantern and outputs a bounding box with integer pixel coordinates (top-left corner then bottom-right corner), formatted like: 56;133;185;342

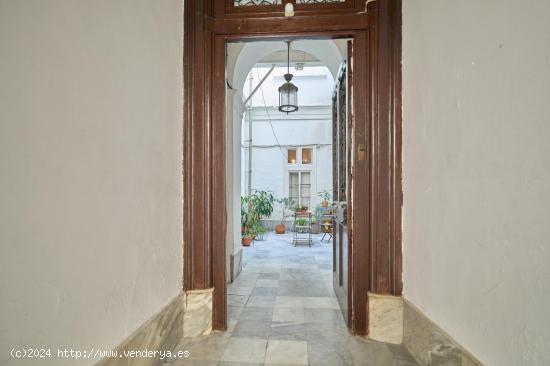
278;41;299;114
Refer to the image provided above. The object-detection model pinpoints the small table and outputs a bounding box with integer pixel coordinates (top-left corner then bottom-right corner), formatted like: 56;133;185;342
320;213;334;243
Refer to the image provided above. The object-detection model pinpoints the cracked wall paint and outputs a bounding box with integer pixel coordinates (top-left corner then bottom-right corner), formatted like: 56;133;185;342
402;1;550;365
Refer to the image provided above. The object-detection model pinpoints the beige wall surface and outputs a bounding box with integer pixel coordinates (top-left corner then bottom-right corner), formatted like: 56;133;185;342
0;1;183;365
402;1;550;365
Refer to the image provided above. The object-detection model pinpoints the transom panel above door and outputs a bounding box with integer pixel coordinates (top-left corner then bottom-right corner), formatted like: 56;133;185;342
215;0;365;18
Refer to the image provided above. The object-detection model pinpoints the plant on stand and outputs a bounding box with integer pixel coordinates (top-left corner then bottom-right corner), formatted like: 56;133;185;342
294;204;309;214
317;190;332;208
275;197;292;234
311;210;320;234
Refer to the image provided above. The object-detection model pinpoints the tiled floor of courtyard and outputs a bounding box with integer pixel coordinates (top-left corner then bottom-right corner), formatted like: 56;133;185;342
166;232;418;365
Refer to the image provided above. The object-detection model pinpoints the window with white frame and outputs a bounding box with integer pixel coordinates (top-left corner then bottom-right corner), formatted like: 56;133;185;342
289;171;311;208
287;147;313;166
301;148;312;164
287;147;314;208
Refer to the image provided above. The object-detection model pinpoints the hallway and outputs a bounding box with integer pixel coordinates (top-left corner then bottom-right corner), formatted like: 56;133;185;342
166;233;418;365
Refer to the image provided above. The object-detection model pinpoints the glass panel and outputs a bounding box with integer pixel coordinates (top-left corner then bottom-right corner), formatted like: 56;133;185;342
234;0;281;6
302;148;312;164
300;172;311;208
288;149;297;164
289;172;299;207
296;0;345;3
332;93;338;202
279;82;298;113
337;63;347;202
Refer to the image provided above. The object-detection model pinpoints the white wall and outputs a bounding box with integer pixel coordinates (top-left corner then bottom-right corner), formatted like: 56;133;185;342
241;66;334;214
402;1;550;365
242;104;333;219
244;66;334;107
0;1;183;365
226;44;247;273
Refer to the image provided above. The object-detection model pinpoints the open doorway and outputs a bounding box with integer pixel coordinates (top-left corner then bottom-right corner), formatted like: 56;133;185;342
183;0;403;339
224;39;354;337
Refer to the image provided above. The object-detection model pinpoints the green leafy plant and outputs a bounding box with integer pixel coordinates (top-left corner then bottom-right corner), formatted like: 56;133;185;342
251;190;275;219
295;204;309;212
241;190;274;237
248;221;267;240
311;211;318;224
241;196;251;229
317;190;332;201
296;218;308;226
276;197;293;225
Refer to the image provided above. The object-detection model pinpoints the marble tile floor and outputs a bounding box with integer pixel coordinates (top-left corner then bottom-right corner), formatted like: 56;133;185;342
164;232;418;366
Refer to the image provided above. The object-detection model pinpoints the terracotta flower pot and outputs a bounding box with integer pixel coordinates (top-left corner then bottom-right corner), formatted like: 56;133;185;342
275;224;286;234
242;237;252;247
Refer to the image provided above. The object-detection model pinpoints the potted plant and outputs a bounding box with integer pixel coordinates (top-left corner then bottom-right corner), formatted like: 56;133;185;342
311;212;320;234
251;221;267;241
242;231;253;247
275;197;292;234
251;190;275;221
295;204;309;214
317;190;332;208
240;196;249;234
241;190;274;243
249;190;274;238
295;217;309;233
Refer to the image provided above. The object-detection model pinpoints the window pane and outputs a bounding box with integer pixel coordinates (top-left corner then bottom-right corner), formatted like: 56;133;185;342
302;148;312;164
288;149;297;164
300;172;311;208
289;172;299;207
235;0;281;6
296;0;344;3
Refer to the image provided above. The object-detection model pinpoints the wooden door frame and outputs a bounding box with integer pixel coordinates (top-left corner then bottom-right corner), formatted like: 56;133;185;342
183;0;402;335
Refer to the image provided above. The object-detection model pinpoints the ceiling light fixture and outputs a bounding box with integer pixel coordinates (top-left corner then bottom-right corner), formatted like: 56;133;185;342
278;41;299;114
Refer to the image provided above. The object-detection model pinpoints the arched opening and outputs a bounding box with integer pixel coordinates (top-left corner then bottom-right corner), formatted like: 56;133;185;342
225;40;345;284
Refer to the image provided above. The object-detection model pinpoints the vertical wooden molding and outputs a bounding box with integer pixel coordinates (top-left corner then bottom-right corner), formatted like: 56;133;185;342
184;0;227;330
183;0;215;291
351;30;370;335
371;0;402;296
390;0;403;296
211;35;227;330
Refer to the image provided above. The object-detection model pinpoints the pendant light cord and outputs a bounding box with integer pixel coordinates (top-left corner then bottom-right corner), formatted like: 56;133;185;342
287;41;290;75
256;68;288;161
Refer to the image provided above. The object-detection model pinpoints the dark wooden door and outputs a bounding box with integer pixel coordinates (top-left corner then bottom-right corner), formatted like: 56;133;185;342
332;42;352;325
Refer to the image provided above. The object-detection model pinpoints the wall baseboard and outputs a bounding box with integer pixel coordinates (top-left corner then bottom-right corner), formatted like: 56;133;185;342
97;293;184;366
367;292;404;344
182;288;213;337
403;299;484;366
230;248;243;282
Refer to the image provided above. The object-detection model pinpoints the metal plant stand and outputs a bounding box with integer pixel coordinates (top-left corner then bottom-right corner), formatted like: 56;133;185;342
293;211;312;246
